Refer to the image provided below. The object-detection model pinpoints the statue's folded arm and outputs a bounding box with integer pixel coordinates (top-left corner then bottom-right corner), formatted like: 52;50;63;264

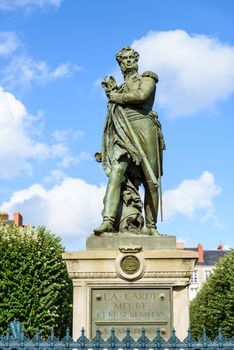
122;77;156;104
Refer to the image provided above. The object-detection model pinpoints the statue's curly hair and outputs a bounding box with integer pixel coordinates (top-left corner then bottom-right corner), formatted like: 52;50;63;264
116;46;139;64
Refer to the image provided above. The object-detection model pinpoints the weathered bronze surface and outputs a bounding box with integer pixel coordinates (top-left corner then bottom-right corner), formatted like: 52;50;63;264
94;46;165;236
91;288;172;339
120;255;140;274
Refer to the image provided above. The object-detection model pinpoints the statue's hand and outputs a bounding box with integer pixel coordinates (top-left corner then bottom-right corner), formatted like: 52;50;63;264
94;152;102;163
109;92;123;104
101;76;117;94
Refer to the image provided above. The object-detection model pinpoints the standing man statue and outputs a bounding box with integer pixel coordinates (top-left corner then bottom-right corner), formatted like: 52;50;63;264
94;46;166;236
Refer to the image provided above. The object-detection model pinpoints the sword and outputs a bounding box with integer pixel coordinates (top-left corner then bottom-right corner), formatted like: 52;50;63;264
155;122;163;222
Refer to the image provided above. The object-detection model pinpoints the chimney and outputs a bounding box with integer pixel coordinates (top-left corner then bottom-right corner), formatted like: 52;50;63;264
197;243;204;263
13;212;23;226
0;212;9;222
217;244;223;251
176;241;185;249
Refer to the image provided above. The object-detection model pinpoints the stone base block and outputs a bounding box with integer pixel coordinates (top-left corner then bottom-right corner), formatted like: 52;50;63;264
63;242;197;341
86;232;176;250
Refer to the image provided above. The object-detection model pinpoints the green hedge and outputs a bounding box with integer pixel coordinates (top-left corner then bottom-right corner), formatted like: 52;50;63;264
190;249;234;339
0;223;72;338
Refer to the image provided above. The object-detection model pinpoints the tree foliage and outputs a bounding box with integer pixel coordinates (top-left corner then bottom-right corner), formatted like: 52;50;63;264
0;223;72;338
190;249;234;339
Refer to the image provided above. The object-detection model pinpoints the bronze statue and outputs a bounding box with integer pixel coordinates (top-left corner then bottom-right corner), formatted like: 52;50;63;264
94;46;166;236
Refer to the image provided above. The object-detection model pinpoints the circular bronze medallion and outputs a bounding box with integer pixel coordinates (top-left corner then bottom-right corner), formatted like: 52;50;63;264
121;255;140;275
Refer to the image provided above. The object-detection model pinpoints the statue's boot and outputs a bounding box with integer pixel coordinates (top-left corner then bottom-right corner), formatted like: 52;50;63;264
93;220;114;235
94;158;130;236
148;227;160;236
144;180;160;236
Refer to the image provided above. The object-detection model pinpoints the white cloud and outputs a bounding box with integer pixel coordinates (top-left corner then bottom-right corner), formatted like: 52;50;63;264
51;63;82;78
52;129;85;142
0;32;21;56
0;86;81;178
42;169;67;184
59;155;79;168
0;171;221;249
132;30;234;116
51;129;91;168
0;86;50;177
58;151;91;168
0;178;105;242
2;57;79;89
0;0;63;11
163;171;221;222
0;31;81;89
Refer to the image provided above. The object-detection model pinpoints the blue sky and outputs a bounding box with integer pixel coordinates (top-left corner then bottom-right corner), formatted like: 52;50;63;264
0;0;233;251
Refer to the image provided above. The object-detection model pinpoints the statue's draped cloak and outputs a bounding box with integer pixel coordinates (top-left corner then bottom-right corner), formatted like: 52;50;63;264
101;104;163;182
102;104;141;176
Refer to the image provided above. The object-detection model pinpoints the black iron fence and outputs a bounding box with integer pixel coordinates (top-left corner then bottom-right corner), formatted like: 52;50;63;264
0;321;233;350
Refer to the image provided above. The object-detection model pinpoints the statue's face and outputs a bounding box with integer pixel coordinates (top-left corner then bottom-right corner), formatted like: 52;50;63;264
119;51;137;73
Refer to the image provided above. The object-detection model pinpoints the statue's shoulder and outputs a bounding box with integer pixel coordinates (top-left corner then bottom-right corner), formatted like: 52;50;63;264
142;71;159;83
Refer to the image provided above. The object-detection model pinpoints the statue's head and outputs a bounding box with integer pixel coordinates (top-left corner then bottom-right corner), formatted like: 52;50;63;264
116;46;139;73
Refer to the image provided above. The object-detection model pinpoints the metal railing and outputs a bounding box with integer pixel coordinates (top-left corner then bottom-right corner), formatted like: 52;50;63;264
0;321;233;350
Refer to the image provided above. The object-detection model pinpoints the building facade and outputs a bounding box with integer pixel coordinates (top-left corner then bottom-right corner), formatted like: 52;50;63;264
179;243;229;300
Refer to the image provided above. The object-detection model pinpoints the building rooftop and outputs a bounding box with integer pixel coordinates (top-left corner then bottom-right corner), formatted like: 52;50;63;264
184;248;228;266
0;212;23;226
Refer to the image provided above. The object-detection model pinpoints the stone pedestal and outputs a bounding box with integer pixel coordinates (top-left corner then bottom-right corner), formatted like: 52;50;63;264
63;234;197;341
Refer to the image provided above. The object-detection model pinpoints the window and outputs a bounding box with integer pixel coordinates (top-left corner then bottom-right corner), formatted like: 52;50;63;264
189;287;199;300
205;270;212;280
191;270;198;283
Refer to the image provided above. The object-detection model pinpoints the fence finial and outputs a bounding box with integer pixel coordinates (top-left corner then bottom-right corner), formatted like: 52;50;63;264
10;320;22;340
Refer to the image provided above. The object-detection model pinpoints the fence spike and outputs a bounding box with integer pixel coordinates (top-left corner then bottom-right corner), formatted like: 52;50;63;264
184;327;193;347
1;324;232;349
10;320;21;340
6;327;10;342
79;326;88;346
201;328;210;346
187;327;192;339
107;327;117;349
216;327;224;345
153;328;163;347
126;327;130;339
123;327;133;347
139;327;148;347
171;327;176;341
66;327;70;340
49;327;55;346
20;325;25;342
34;327;40;346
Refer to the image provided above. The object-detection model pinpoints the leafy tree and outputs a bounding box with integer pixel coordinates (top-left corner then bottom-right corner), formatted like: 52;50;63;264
190;249;234;340
0;223;72;338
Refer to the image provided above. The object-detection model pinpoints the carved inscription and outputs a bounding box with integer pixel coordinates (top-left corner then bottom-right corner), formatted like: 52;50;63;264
91;288;171;339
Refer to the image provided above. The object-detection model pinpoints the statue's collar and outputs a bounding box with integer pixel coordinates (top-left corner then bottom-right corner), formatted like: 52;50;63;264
124;72;139;82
